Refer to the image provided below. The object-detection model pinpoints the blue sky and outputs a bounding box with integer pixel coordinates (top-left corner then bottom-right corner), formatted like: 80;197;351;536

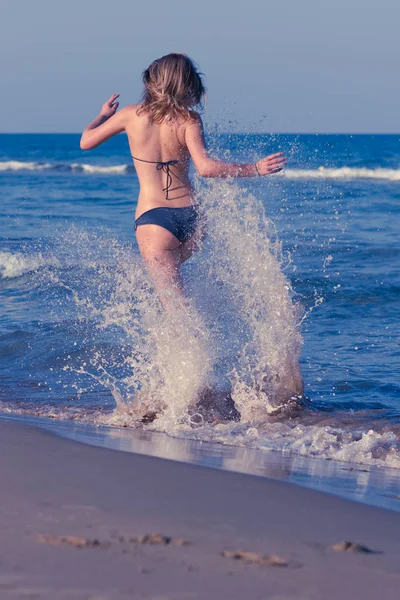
1;0;399;133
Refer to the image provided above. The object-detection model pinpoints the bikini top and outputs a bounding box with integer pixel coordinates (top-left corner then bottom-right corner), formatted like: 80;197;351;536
132;156;182;200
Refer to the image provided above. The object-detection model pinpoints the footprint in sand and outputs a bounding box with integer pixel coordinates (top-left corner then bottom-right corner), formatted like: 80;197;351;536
118;533;190;546
36;532;190;550
36;534;108;549
221;550;290;567
330;541;381;554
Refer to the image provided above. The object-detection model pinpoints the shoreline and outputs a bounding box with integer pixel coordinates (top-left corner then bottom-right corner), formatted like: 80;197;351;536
3;412;400;514
1;419;400;599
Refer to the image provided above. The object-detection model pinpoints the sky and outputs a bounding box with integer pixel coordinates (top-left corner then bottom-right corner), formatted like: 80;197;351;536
1;0;399;133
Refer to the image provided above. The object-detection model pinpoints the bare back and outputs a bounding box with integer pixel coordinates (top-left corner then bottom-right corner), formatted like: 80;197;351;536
124;106;194;219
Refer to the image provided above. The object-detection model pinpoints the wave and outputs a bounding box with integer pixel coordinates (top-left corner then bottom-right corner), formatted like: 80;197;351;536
71;163;129;174
0;160;130;174
1;160;400;181
283;167;400;181
0;251;59;279
0;160;53;172
1;400;399;470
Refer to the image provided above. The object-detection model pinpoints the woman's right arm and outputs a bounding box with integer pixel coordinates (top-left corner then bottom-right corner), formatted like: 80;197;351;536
184;115;286;178
80;94;132;150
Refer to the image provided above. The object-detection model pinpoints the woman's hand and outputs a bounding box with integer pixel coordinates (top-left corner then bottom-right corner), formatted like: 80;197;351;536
255;152;286;176
80;96;129;151
99;94;120;120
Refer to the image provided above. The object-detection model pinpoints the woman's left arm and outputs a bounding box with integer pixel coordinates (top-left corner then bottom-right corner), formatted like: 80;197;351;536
80;94;130;150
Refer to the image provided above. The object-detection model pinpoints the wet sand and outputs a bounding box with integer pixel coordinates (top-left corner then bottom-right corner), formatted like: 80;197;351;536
1;420;400;599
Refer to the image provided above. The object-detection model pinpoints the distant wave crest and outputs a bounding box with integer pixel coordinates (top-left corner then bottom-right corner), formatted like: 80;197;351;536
0;160;53;172
283;167;400;181
0;160;130;174
1;161;400;181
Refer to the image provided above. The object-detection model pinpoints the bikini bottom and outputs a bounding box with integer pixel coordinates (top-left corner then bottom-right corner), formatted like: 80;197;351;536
134;206;199;243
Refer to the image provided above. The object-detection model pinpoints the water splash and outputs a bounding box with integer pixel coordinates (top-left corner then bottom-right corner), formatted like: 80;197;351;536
192;180;303;420
2;180;321;459
0;250;60;279
51;229;213;426
27;178;303;427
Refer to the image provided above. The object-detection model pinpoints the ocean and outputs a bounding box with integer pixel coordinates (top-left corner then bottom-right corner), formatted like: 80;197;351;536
1;133;399;508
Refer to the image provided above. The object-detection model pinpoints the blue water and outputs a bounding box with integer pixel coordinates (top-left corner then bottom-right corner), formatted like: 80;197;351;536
1;133;399;474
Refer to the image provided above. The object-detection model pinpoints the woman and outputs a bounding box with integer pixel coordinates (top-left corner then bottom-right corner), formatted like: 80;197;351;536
80;53;286;305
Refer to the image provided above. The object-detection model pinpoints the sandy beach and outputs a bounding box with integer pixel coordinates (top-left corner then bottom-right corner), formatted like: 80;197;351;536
0;420;399;599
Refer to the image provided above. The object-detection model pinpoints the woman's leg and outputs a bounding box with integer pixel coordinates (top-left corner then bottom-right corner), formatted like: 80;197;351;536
136;224;185;307
180;219;206;263
136;223;209;419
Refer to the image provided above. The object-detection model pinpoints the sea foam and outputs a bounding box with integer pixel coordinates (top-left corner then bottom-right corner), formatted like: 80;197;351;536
283;167;400;181
1;160;400;181
0;251;59;279
0;160;129;174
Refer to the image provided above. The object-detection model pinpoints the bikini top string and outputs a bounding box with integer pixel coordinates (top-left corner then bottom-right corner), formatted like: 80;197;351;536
132;156;180;200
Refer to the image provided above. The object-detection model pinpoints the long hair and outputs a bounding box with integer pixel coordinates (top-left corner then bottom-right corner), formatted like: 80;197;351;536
137;53;205;123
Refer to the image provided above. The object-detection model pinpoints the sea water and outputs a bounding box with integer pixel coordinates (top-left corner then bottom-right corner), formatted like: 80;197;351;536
1;133;399;487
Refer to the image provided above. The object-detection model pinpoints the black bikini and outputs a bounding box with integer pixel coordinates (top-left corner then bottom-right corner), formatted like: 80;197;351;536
132;156;199;244
132;156;180;200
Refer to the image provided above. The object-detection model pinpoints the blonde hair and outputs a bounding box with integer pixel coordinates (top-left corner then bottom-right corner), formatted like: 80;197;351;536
137;53;205;123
